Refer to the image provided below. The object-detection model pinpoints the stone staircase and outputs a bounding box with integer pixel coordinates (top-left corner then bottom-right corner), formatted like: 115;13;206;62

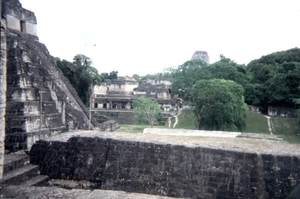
5;89;67;152
0;153;49;187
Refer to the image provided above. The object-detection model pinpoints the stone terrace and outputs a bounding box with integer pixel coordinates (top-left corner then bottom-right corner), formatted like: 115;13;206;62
24;129;300;199
42;130;300;156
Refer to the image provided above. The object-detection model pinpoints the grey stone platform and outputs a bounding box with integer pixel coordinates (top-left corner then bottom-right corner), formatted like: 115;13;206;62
43;129;300;156
1;185;185;199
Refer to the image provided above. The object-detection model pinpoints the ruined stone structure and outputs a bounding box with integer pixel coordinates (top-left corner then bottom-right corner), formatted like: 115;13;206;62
0;0;98;153
93;76;138;110
248;105;260;113
92;77;180;124
1;2;300;198
191;50;210;63
29;131;300;199
268;106;296;118
0;0;7;179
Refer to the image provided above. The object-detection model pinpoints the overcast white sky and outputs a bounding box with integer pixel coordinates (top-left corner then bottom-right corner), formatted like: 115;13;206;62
20;0;300;76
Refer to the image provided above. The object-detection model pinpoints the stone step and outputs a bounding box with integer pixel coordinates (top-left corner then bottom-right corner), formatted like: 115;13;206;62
6;101;39;116
1;164;40;185
3;153;30;173
5;101;60;116
6;87;39;101
6;113;64;134
42;101;59;113
5;126;67;152
19;175;49;187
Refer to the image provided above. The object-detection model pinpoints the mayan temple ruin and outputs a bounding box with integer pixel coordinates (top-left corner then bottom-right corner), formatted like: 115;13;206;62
191;51;209;63
1;1;300;198
0;0;97;153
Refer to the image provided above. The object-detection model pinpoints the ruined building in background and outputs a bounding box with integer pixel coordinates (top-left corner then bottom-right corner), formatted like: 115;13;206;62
93;76;138;110
0;0;118;153
92;77;181;124
191;50;209;63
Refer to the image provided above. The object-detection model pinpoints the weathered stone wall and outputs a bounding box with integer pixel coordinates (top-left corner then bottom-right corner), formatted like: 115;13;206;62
1;0;119;153
30;135;300;199
2;0;37;36
0;5;7;178
4;29;94;151
2;0;96;151
93;110;138;124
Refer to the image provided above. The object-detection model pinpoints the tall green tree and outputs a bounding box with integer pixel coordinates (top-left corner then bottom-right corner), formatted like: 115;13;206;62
191;79;247;131
171;59;208;101
132;97;162;127
207;55;249;87
56;54;104;105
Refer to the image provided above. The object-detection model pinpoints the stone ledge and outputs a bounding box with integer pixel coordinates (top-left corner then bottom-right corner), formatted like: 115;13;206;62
143;128;241;138
1;185;184;199
40;129;300;156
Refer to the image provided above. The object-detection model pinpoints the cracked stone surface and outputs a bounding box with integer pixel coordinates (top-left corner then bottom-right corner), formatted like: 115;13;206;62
27;129;300;199
1;185;184;199
43;129;300;156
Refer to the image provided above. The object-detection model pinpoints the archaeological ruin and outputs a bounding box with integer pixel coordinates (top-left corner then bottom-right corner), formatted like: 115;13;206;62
0;0;300;198
92;77;181;124
191;51;210;63
1;0;93;152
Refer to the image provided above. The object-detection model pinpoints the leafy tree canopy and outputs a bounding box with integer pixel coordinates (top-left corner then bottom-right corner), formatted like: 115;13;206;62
246;48;300;111
171;56;249;102
191;79;247;131
56;54;117;105
132;97;162;127
171;59;208;101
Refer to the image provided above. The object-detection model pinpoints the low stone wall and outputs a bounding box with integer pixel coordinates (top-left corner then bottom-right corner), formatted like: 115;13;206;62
30;132;300;199
93;110;138;124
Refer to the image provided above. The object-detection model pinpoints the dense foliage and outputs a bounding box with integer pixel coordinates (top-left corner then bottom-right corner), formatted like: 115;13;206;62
247;48;300;112
56;54;118;105
132;97;162;127
191;79;247;131
168;48;300;130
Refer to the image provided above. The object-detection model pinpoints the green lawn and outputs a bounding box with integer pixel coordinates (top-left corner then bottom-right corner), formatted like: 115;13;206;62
173;109;198;129
244;111;269;134
118;109;300;143
174;109;271;133
271;117;300;143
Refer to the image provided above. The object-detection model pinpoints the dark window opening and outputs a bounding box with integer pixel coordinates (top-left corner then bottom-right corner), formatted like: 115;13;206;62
20;20;26;32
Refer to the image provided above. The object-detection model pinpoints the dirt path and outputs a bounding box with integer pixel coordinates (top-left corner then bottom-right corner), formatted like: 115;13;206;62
167;108;182;128
264;115;273;135
172;109;183;128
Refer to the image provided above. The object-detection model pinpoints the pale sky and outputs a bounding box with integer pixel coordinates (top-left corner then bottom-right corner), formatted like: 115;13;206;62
20;0;300;76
